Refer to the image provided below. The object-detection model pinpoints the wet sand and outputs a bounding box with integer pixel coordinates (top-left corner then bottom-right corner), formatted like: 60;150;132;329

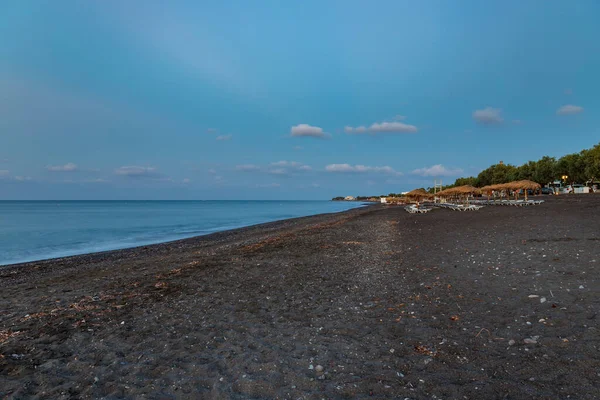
1;195;599;399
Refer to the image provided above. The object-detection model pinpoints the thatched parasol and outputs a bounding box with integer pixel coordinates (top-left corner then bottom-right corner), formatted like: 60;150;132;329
452;185;482;195
405;188;432;204
509;180;542;190
506;180;541;200
435;185;480;203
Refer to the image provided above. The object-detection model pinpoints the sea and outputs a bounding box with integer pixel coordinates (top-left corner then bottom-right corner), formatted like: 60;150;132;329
0;200;366;266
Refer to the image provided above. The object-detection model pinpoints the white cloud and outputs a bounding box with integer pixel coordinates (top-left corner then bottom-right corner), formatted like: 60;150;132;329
114;166;157;177
290;124;328;138
182;178;191;183
412;164;464;177
345;121;418;134
216;134;232;141
268;161;312;175
393;115;406;121
46;162;78;172
0;171;33;182
556;104;583;115
512;119;522;124
206;128;217;133
325;164;402;175
472;107;503;124
208;168;217;174
235;164;260;172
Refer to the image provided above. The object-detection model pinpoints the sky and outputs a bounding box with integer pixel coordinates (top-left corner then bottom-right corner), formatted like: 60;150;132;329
1;0;599;200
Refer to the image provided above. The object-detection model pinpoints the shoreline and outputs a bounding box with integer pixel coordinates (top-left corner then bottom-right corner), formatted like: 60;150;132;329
0;203;377;275
2;195;599;398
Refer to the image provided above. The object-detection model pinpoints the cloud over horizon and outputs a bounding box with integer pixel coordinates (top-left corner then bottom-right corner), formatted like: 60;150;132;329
412;164;464;177
114;166;158;177
325;164;402;175
235;161;312;175
344;121;418;134
290;124;328;139
270;161;312;173
216;134;232;141
556;104;584;115
472;107;503;124
46;163;78;172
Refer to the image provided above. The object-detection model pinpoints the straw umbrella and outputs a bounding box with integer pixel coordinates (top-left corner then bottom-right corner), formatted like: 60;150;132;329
436;185;480;204
481;183;513;201
405;188;432;205
452;185;481;204
507;180;541;200
480;184;497;201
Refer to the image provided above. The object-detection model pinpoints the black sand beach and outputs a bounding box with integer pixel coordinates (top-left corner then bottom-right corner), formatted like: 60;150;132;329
1;195;600;399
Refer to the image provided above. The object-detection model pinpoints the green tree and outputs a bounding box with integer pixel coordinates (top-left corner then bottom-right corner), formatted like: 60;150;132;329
454;176;477;186
531;156;557;184
515;161;535;181
476;163;518;186
555;152;585;184
582;143;600;182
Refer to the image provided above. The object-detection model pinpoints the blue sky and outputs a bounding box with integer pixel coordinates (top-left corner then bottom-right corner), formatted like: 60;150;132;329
1;0;598;199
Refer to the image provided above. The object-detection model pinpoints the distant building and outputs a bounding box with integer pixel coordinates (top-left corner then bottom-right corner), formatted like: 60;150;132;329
344;196;356;201
380;197;387;204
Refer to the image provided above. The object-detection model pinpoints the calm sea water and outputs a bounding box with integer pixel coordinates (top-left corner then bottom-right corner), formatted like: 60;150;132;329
0;200;365;266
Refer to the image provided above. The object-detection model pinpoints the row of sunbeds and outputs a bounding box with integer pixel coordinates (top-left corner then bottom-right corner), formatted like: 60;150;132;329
470;199;545;206
436;203;484;211
404;204;432;214
404;198;545;213
404;203;483;213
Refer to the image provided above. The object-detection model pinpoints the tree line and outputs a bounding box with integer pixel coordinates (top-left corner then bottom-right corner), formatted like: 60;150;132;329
332;142;600;199
433;141;600;191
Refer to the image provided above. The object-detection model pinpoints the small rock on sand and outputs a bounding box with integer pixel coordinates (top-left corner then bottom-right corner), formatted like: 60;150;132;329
315;365;324;372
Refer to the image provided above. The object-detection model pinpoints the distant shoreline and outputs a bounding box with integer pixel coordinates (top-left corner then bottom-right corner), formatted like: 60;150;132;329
0;203;376;271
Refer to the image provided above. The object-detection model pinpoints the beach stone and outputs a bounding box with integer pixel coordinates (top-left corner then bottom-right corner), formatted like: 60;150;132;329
315;365;324;372
524;338;538;344
540;297;547;303
508;340;516;346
